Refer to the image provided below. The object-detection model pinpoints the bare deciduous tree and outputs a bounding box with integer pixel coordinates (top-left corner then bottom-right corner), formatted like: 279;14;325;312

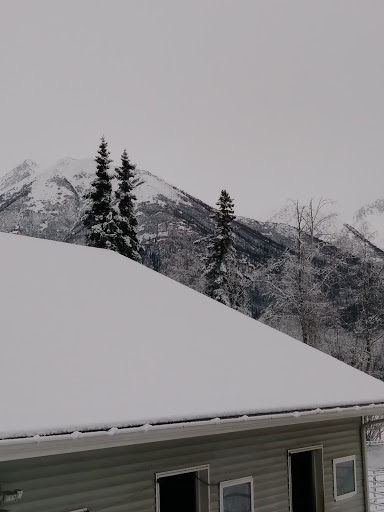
337;227;384;376
257;198;339;347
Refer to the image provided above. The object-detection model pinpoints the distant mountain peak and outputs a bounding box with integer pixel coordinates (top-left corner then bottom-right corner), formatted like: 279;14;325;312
0;159;39;193
21;159;38;168
55;156;76;167
135;168;191;206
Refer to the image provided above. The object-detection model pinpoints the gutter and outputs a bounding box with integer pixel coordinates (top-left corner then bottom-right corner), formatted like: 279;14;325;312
0;403;384;462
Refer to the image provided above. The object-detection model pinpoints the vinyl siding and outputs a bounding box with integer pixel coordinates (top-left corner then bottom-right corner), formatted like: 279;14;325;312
0;418;365;512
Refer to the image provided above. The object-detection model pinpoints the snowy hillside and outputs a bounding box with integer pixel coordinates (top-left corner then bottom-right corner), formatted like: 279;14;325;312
354;198;384;251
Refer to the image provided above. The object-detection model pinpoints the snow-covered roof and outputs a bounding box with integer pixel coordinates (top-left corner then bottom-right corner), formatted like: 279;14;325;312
1;232;384;441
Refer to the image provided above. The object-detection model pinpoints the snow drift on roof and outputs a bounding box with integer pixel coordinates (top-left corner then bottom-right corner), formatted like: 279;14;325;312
1;232;384;439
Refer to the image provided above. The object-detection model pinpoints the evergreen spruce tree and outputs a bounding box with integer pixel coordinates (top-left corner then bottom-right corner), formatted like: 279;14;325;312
83;137;117;250
114;149;141;261
204;190;236;306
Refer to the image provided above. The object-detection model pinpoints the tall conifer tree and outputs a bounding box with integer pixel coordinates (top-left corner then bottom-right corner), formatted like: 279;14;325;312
83;137;116;249
114;149;141;261
204;190;236;306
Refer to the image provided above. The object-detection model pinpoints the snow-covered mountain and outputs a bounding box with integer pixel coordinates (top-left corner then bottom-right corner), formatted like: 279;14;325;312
0;157;289;304
353;198;384;251
0;157;193;241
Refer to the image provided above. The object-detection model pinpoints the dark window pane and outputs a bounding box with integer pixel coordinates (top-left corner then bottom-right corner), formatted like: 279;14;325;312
336;460;355;496
159;472;196;512
223;482;252;512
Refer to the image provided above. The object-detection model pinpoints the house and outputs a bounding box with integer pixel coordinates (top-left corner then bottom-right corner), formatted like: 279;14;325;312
0;232;383;512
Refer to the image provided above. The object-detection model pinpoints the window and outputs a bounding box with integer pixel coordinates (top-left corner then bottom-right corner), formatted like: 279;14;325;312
333;456;357;501
156;466;209;512
220;477;254;512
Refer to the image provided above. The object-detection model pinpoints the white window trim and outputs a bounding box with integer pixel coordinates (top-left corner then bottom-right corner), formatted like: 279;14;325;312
155;465;210;512
333;455;357;501
288;444;323;454
219;476;254;512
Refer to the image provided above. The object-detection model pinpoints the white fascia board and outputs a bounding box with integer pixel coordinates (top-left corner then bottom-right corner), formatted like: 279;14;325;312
0;404;383;462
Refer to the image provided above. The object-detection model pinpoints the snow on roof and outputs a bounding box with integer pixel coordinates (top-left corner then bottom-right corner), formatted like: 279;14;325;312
1;233;384;440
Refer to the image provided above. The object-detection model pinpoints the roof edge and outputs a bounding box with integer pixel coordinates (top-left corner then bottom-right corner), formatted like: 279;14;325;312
0;403;383;462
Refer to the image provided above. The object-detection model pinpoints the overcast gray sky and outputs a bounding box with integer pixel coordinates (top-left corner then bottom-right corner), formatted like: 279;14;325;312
1;0;383;220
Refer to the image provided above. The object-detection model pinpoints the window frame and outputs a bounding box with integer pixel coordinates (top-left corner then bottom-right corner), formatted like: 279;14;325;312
155;465;210;512
333;455;357;501
219;476;254;512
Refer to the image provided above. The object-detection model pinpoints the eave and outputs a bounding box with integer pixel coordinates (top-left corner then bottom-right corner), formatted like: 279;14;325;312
0;402;383;462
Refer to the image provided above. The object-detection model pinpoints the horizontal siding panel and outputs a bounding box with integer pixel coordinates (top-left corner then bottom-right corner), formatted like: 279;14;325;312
252;500;290;512
212;457;288;475
327;497;365;512
255;491;289;506
6;465;155;490
13;477;155;504
0;417;366;512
